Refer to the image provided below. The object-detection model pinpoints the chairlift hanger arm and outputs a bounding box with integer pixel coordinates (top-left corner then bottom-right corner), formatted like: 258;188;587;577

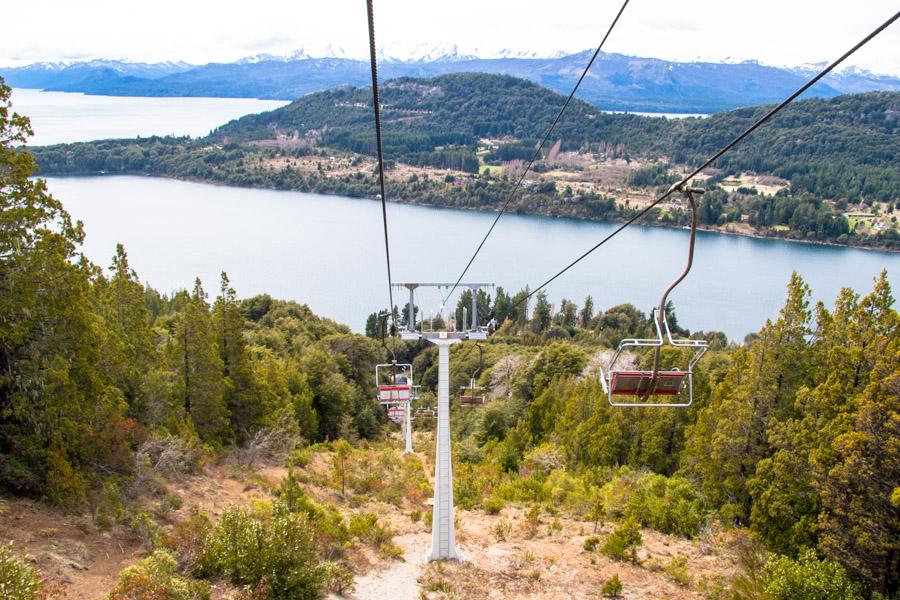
642;186;703;398
600;185;708;407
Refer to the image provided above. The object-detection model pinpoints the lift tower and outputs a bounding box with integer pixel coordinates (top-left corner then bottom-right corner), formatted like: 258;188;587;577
395;282;493;561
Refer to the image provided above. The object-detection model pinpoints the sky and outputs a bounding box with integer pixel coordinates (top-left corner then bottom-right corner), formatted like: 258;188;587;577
2;0;900;75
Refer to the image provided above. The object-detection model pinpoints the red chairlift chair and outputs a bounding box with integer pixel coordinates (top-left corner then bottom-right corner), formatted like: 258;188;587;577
599;185;709;407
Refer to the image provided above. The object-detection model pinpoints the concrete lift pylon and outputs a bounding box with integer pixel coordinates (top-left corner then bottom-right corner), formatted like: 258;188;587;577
393;282;494;562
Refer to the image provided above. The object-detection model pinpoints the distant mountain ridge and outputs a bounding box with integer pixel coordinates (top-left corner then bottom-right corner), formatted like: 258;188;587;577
3;50;900;113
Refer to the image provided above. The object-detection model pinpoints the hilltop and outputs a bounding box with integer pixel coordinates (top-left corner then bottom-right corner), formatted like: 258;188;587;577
27;73;900;249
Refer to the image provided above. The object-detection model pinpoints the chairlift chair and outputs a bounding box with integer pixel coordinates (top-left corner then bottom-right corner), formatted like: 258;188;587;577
386;406;407;424
375;361;413;406
459;379;486;406
599;185;709;407
459;341;487;406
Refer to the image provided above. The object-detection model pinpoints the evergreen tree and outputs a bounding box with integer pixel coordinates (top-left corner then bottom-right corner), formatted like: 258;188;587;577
96;244;157;422
0;81;135;501
817;343;899;595
214;272;261;442
171;279;228;443
580;295;595;328
531;291;552;334
681;273;813;522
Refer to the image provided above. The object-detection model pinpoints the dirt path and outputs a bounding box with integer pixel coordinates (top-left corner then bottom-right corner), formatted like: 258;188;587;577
347;532;430;600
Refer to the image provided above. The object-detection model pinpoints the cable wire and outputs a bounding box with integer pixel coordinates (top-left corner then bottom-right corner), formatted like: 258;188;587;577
442;0;631;304
367;0;395;318
519;8;900;306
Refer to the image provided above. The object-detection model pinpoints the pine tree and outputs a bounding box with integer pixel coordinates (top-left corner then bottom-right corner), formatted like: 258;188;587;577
96;244;158;422
531;291;552;334
0;81;133;501
817;343;900;596
171;279;228;442
580;295;595;328
681;273;814;523
214;273;261;442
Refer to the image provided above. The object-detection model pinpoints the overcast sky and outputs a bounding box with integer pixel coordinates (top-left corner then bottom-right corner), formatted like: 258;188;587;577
3;1;899;74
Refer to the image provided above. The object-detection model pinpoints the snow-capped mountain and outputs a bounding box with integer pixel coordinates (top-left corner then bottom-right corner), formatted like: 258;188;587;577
3;49;898;113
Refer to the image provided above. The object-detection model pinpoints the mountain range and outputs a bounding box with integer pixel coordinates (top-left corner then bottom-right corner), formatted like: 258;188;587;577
3;49;900;113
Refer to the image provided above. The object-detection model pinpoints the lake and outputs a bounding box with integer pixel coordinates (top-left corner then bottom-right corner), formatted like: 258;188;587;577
44;176;899;340
10;88;288;145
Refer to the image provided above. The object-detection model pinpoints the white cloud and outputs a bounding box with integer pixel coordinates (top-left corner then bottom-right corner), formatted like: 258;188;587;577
2;0;899;75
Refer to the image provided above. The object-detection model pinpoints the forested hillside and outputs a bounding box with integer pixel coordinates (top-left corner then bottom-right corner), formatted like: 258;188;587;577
25;73;900;250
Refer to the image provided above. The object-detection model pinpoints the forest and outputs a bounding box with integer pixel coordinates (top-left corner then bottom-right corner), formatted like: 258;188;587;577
1;80;898;599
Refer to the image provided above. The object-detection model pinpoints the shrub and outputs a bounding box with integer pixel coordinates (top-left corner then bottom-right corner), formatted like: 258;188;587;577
762;548;862;600
348;513;395;551
92;479;125;530
198;503;326;599
0;543;49;600
163;510;212;573
483;496;505;515
602;574;623;597
599;468;706;538
136;434;207;479
45;448;89;508
583;536;600;552
378;543;404;560
229;410;302;468
664;555;691;587
130;511;161;550
108;550;209;600
322;561;355;597
523;506;542;539
601;518;642;563
492;520;512;542
277;471;350;557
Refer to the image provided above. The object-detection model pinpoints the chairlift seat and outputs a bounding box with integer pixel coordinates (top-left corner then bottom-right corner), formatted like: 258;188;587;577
460;396;485;405
377;384;411;403
609;370;687;396
387;407;406;423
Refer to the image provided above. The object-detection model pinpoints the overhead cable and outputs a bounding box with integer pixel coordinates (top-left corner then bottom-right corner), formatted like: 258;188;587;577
366;0;395;319
443;0;631;304
519;8;900;305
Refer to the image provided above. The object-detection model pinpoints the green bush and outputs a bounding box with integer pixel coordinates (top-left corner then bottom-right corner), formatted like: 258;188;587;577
664;554;691;587
347;513;394;549
0;543;48;600
602;574;623;597
483;496;505;515
109;550;209;600
277;472;350;556
130;511;161;549
762;548;862;600
198;503;326;599
601;518;642;563
582;536;600;552
599;467;706;538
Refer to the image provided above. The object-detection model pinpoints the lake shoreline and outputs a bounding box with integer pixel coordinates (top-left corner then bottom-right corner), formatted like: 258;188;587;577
44;171;900;255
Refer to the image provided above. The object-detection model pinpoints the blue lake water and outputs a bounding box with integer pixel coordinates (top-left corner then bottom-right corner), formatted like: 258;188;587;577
44;176;899;340
10;88;288;145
